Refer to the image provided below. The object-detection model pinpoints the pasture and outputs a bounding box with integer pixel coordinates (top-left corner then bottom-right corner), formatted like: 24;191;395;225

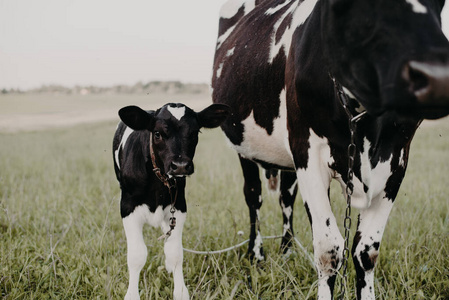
1;94;448;299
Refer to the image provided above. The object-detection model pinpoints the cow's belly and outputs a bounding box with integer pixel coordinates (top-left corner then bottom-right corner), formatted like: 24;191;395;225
228;95;295;169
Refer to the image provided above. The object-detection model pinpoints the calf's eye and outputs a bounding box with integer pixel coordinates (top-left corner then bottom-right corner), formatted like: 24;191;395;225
154;131;161;140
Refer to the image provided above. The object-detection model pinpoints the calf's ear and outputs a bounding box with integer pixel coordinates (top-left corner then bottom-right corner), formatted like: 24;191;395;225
118;105;154;130
197;104;231;128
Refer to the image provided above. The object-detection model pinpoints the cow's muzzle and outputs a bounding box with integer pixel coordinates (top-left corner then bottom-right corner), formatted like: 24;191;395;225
168;160;194;177
403;61;449;119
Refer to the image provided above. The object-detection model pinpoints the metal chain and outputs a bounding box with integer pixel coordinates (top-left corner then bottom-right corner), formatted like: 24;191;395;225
158;182;178;241
339;111;357;300
331;75;367;299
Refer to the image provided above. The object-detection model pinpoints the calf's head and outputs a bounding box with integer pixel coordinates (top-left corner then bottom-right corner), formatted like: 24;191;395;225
119;103;230;177
322;0;449;119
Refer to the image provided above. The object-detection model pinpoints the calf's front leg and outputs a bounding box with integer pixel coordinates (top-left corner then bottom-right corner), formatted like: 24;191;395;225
163;208;189;300
122;205;149;300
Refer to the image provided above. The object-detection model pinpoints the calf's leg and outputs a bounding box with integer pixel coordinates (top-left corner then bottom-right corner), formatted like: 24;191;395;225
239;155;264;261
163;209;189;300
122;205;149;300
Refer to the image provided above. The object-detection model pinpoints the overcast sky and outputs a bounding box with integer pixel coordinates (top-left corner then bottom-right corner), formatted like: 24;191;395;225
1;0;449;90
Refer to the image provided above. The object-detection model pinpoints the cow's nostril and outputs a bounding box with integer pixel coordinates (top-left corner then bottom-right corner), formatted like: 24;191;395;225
407;63;429;93
170;162;178;171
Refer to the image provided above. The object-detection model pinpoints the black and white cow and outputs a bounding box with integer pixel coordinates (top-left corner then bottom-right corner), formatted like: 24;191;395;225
113;103;229;300
212;0;449;299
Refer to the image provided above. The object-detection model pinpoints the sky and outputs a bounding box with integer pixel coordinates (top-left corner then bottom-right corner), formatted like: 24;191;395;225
0;0;227;90
1;0;449;90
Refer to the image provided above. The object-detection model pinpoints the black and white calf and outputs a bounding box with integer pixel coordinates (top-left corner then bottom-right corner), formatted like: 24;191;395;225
113;103;229;300
212;0;449;299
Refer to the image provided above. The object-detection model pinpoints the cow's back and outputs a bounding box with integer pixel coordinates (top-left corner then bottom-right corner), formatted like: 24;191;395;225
212;0;309;169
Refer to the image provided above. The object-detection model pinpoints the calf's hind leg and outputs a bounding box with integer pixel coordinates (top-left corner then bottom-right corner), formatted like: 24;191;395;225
239;155;264;261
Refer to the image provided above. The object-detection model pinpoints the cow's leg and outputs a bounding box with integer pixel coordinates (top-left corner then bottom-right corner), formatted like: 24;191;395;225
294;132;343;300
163;209;189;300
239;155;264;261
122;205;149;300
297;168;342;299
278;171;298;254
352;195;393;300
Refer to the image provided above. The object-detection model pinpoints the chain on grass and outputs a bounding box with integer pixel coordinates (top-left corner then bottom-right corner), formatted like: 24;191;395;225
183;235;315;267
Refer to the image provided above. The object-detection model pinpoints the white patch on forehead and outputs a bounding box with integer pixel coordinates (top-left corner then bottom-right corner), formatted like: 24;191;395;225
114;126;134;170
268;0;318;63
406;0;427;13
167;106;186;121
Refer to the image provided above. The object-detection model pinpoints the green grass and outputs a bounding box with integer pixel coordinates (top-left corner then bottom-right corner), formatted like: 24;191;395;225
1;112;448;299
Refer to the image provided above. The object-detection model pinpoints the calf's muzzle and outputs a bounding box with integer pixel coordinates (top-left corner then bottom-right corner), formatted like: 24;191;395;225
168;160;194;177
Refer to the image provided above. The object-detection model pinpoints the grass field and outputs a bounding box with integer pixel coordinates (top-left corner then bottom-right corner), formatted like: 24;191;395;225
1;95;448;299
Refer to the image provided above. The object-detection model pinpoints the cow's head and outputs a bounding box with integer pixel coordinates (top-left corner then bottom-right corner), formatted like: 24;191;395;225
119;103;230;177
322;0;449;119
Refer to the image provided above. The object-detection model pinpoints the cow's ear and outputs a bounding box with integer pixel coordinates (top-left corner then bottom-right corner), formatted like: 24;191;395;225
118;105;154;130
197;104;230;128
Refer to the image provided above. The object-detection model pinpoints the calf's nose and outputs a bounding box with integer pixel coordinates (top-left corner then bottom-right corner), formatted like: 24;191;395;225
169;160;194;176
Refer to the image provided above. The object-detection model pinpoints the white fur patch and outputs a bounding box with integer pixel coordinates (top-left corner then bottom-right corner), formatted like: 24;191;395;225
268;0;318;63
217;0;257;50
398;148;406;167
357;138;393;208
229;89;294;168
333;138;394;209
281;202;293;234
216;63;224;78
216;25;236;50
265;0;291;15
114;126;134;170
220;0;256;19
288;179;298;196
167;106;186;121
406;0;427;13
253;230;264;261
226;47;235;57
